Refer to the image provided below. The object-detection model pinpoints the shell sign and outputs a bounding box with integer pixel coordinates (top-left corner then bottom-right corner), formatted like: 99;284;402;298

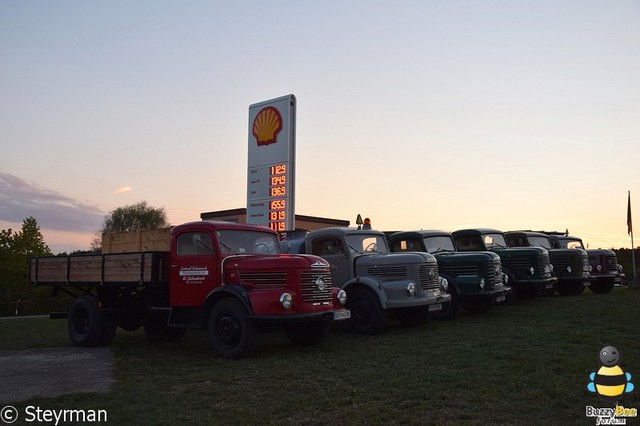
252;106;283;146
247;94;296;231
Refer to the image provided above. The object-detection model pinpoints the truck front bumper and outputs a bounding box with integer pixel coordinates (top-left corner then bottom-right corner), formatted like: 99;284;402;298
385;293;451;310
249;308;350;325
515;277;557;290
461;286;512;303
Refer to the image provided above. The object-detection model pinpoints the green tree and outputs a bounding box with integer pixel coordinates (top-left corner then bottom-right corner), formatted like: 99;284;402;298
0;217;52;315
92;201;170;250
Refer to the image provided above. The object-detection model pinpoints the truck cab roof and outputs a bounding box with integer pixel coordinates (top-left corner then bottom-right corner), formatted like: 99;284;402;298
172;221;278;235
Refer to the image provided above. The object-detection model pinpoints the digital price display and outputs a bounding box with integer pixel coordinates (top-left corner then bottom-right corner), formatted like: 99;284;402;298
267;164;287;231
246;95;296;231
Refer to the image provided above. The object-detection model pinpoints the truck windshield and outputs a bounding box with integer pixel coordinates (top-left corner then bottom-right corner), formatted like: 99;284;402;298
528;236;553;249
559;238;585;250
346;233;389;254
483;233;508;249
216;230;281;255
423;236;456;253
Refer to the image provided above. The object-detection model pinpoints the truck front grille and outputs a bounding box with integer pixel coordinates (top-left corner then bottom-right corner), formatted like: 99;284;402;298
485;258;502;289
419;260;440;292
300;270;333;303
603;255;619;273
550;251;584;276
239;272;287;289
366;266;408;278
502;256;530;273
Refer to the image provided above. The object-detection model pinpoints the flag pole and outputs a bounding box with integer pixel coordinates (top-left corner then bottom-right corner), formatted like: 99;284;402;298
628;191;636;282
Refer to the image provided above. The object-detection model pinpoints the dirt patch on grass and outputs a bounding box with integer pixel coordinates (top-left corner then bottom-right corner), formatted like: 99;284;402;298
0;347;113;403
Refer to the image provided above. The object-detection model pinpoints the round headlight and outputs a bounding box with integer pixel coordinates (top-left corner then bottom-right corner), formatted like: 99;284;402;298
503;273;509;284
566;266;572;273
428;269;436;280
337;289;347;305
440;277;449;292
597;265;602;272
279;293;293;310
618;264;624;272
479;278;485;290
407;282;416;297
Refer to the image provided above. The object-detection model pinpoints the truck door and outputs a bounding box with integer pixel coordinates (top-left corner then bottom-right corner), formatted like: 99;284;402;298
169;231;218;307
311;237;351;288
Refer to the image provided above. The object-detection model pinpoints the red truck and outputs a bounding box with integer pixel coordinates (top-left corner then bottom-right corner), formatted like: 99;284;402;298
29;221;350;359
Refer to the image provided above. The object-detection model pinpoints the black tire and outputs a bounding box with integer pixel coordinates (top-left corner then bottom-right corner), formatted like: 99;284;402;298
345;286;387;334
68;295;108;347
396;306;431;326
285;321;331;346
589;279;615;294
432;290;460;321
208;298;257;359
462;296;494;314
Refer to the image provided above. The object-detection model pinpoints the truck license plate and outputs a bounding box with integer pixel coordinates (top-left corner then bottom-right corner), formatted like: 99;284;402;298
333;310;351;321
496;295;506;303
428;303;442;312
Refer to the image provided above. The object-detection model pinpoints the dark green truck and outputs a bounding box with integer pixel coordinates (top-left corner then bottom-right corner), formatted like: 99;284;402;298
544;232;624;294
388;230;512;319
504;231;592;296
451;228;557;300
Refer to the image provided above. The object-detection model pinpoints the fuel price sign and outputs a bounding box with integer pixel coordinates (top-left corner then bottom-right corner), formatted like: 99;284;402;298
246;95;296;231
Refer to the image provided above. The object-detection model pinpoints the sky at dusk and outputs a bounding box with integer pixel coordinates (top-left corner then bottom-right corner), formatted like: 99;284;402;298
1;1;639;253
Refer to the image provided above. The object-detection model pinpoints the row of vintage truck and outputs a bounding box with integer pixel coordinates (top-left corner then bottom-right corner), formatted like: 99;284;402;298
29;221;625;359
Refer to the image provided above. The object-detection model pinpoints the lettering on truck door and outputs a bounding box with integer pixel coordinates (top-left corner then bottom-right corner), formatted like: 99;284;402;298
170;231;218;307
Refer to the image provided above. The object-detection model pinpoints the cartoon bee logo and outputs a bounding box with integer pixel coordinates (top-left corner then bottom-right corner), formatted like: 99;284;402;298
587;345;635;400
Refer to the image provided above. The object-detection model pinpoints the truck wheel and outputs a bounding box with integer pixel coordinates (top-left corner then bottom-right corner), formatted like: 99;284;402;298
208;298;257;359
285;321;331;346
68;295;108;347
396;306;431;326
462;296;493;314
345;287;387;334
432;291;460;321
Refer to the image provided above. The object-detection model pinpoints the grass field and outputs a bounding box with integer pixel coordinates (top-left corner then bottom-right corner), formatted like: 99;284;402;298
2;288;639;425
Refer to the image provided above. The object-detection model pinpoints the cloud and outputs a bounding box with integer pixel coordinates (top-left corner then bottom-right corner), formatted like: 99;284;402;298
113;186;133;194
0;173;104;233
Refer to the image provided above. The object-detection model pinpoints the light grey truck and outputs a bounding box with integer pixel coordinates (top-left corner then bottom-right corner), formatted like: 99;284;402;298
281;227;451;334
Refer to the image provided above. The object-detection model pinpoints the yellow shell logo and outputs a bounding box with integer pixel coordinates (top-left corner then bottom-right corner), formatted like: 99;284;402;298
253;106;283;146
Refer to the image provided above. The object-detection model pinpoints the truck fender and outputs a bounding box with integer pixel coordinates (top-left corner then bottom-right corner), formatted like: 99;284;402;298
342;277;388;309
202;286;253;328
